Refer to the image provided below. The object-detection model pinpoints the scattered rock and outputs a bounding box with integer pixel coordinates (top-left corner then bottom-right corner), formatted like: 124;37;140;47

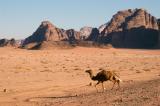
3;89;6;92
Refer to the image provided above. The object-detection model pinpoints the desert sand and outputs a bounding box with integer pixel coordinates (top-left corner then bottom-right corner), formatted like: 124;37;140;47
0;47;159;106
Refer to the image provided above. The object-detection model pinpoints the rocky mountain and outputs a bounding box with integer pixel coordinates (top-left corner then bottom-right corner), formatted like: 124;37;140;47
80;27;99;41
23;21;99;49
99;8;159;48
22;8;160;49
22;21;80;47
80;27;93;40
22;21;65;46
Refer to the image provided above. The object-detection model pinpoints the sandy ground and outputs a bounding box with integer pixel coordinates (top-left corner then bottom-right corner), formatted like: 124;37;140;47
0;47;159;106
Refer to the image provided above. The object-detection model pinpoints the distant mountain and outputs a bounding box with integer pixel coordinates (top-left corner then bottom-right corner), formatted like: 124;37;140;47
99;8;159;48
22;21;66;46
80;26;93;40
21;8;160;49
80;26;99;41
22;21;80;49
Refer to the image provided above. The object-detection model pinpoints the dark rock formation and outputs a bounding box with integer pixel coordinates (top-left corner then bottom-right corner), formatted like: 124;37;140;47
157;19;160;30
99;8;159;48
86;28;99;41
0;39;8;47
110;27;159;48
157;19;160;48
9;38;16;46
65;29;80;44
0;38;17;47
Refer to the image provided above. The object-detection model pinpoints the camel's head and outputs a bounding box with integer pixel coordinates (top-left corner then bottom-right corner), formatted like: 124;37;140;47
114;76;122;83
85;69;92;74
85;69;94;79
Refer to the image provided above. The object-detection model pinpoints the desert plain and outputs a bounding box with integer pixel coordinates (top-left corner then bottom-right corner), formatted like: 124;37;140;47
0;47;159;106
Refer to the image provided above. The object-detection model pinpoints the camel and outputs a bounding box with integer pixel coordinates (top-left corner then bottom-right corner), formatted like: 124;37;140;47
85;69;122;92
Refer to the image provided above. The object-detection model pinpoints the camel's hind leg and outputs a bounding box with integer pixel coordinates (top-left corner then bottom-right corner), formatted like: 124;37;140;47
102;82;106;92
117;80;120;89
111;81;116;90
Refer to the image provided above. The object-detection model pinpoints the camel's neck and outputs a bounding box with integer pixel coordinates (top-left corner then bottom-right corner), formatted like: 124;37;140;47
88;71;95;80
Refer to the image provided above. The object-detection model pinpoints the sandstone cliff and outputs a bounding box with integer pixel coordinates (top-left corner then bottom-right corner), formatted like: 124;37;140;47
99;9;159;48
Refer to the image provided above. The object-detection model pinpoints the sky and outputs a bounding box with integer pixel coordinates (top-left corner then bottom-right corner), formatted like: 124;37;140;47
0;0;160;39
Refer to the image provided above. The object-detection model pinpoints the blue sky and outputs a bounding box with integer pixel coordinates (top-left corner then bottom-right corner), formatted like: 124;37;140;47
0;0;160;39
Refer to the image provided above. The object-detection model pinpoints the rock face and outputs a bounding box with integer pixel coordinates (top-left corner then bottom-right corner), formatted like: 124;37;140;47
158;19;160;30
80;27;93;40
23;22;99;48
23;21;65;46
22;21;80;47
22;9;160;49
0;39;8;47
157;19;160;48
99;9;159;48
80;27;99;41
0;38;17;47
65;29;80;44
98;23;109;33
